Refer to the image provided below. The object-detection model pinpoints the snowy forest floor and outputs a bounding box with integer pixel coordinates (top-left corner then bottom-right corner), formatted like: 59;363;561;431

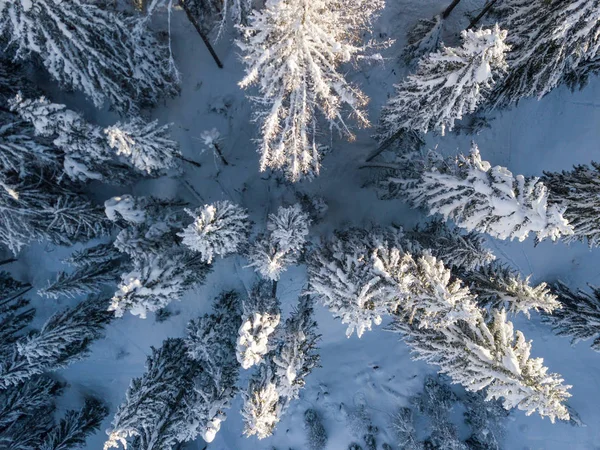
17;0;600;449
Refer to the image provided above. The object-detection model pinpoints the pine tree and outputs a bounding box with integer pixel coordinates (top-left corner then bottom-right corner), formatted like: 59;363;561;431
543;162;600;247
308;229;401;338
237;281;281;369
392;408;423;450
104;118;181;176
406;144;573;242
38;259;122;300
109;250;211;318
546;282;600;352
0;271;33;359
12;95;180;183
247;204;310;281
304;409;328;450
407;220;496;271
104;338;201;450
378;25;509;140
0;297;113;389
464;263;560;317
0;0;178;112
179;201;250;263
272;295;320;406
0;376;60;449
490;0;600;107
238;0;386;180
241;364;281;439
182;0;252;35
387;308;571;422
39;398;108;450
184;291;242;443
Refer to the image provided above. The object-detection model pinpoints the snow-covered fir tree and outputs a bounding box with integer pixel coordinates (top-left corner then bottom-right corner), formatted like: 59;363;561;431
406;143;573;242
237;281;281;369
238;0;386;180
104;338;202;450
104;118;181;175
271;295;320;406
246;204;310;281
490;0;600;107
464;263;560;317
0;297;113;389
38;398;108;450
0;271;33;361
109;250;211;318
241;364;281;439
179;201;250;263
543;162;600;247
407;220;496;271
241;294;320;439
392;407;423;450
387;308;571;422
12;95;181;182
182;0;252;35
0;0;178;112
546;282;600;352
308;228;402;338
38;258;123;300
184;291;242;443
378;25;509;140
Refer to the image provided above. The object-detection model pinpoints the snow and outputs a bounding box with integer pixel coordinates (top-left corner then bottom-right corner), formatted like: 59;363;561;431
10;0;600;449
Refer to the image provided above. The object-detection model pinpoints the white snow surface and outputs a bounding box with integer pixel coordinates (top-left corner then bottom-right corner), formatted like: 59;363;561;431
17;1;600;449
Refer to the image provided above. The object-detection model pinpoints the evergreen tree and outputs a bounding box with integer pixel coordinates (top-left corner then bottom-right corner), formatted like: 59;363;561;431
179;201;250;263
407;220;496;271
546;282;600;352
237;281;281;369
0;271;33;359
104;338;201;450
12;95;180;183
0;297;113;389
39;398;108;450
241;364;281;439
464;263;560;317
184;291;242;443
247;204;310;281
392;407;423;450
490;0;600;107
182;0;252;34
109;250;210;318
238;0;386;180
104;118;181;176
378;25;509;140
0;0;178;112
406;144;573;242
387;308;571;422
543;162;600;247
272;295;320;406
308;229;401;338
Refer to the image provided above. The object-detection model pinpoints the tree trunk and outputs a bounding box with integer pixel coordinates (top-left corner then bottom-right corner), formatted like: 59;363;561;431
467;0;499;30
214;143;230;166
0;258;17;267
442;0;462;19
181;2;224;69
272;280;278;298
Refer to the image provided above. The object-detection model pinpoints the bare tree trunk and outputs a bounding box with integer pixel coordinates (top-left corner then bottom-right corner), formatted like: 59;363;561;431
176;154;202;168
442;0;462;19
272;280;278;298
0;258;17;267
214;143;230;165
181;1;224;69
467;0;499;30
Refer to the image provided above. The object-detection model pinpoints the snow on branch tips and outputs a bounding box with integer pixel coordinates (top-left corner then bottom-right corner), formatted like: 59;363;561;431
238;0;388;181
406;143;573;242
179;201;250;263
378;24;509;140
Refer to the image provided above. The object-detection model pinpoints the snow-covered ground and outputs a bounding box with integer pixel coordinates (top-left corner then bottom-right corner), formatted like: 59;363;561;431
18;1;600;448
